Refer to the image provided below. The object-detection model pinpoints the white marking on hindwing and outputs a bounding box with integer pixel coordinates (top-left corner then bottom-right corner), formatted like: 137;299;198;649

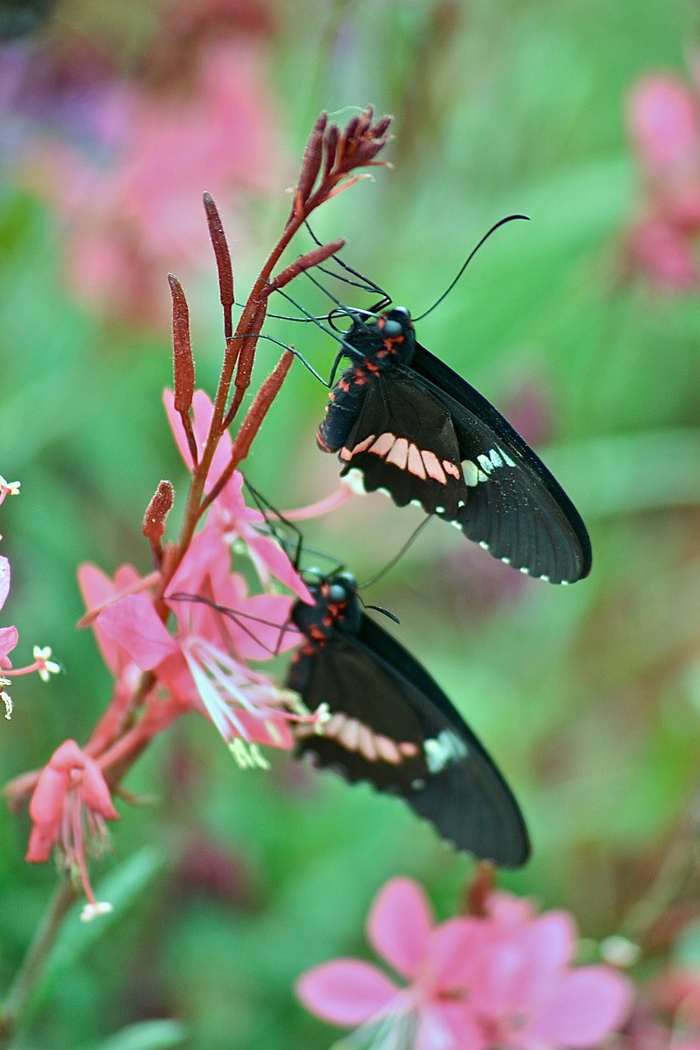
464;459;490;485
344;431;464;488
386;437;409;469
298;712;420;764
424;730;468;773
343;469;368;494
479;541;490;550
340;434;376;461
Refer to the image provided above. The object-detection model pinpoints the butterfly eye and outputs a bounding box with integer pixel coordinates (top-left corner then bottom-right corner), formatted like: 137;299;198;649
328;583;347;602
382;319;404;338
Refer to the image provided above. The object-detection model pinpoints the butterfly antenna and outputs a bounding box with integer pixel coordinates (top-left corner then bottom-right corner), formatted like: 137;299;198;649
361;601;401;625
304;221;392;304
244;479;346;575
244;479;305;570
413;214;530;322
269;283;374;360
359;516;431;590
167;592;298;656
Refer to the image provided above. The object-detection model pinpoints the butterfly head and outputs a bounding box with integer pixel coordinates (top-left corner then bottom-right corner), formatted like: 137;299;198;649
342;306;416;367
295;569;362;638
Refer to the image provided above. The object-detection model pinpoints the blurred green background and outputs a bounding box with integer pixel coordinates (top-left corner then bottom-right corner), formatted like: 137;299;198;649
1;0;700;1046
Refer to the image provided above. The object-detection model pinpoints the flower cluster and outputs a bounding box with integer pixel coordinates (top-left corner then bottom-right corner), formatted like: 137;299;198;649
297;877;633;1050
0;475;59;719
624;70;700;291
4;107;393;926
0;0;283;325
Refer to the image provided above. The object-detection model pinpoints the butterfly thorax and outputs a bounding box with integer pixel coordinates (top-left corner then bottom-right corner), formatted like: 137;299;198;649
317;308;416;454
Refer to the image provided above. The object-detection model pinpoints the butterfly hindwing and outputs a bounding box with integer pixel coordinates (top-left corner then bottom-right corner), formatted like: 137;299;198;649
292;610;530;868
338;375;470;520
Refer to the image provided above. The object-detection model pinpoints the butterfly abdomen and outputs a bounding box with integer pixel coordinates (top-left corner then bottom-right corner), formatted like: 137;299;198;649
317;366;372;453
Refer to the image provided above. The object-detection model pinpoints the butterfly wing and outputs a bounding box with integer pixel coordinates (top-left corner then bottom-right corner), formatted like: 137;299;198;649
410;343;592;583
338;373;471;520
291;614;530;868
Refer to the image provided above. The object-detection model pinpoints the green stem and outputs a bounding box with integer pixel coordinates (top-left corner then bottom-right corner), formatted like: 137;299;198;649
0;879;78;1046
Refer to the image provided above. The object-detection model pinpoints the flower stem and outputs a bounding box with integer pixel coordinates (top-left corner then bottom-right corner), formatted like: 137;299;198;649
0;878;78;1046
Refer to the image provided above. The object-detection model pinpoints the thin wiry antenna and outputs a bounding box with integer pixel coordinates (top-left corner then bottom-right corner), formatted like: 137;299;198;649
304;221;391;304
359;516;432;590
413;214;530;322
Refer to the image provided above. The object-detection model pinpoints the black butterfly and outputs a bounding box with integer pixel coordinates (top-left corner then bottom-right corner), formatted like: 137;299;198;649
289;569;530;868
316;306;591;585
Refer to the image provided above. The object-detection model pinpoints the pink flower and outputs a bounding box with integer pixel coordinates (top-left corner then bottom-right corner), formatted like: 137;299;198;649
467;892;631;1049
89;522;308;763
297;879;632;1050
629;76;700;180
298;878;487;1050
26;739;119;920
11;2;285;326
0;555;18;670
623;71;700;291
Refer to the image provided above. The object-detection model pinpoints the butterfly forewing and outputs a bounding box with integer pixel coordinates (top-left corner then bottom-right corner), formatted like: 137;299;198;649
290;602;530;868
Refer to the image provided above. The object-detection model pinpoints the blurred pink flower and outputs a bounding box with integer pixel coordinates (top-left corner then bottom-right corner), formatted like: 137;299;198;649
88;538;302;763
297;878;632;1050
26;739;119;920
7;0;285;325
0;555;18;670
624;71;700;291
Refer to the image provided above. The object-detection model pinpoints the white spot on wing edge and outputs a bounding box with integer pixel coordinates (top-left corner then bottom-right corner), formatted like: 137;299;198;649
479;541;490;550
463;460;479;486
343;468;368;495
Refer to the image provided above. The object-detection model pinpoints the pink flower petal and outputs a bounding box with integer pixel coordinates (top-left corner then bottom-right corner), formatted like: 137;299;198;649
627;218;699;290
227;594;300;660
427;919;488;990
0;555;10;608
417;1001;486;1050
80;757;119;820
98;594;178;670
0;625;19;664
163;388;232;482
368;878;433;980
487;891;536;927
77;562;143;674
526;967;633;1048
28;764;68;825
246;532;313;602
296;959;399;1026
